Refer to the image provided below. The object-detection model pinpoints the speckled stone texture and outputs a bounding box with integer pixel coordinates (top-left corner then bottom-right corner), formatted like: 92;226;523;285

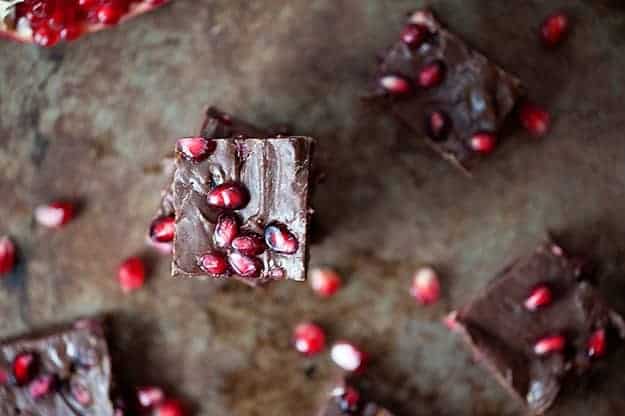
1;1;625;415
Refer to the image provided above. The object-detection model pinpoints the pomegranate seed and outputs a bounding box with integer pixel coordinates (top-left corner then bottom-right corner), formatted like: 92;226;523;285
335;386;361;413
524;285;553;311
198;252;228;276
207;182;250;210
418;61;444;88
541;12;570;47
29;374;56;399
0;236;16;276
137;386;165;408
588;329;606;358
330;341;367;372
60;24;83;41
231;233;265;256
534;335;566;355
292;322;326;356
26;1;55;24
34;201;75;228
214;213;240;248
519;103;551;137
78;0;98;10
96;3;123;25
426;111;450;141
228;251;262;278
379;74;412;96
155;398;186;416
118;257;146;294
400;23;428;48
468;132;497;154
264;222;299;254
309;268;342;298
13;352;37;385
70;379;92;405
410;266;441;305
176;137;216;162
149;215;175;243
33;24;60;47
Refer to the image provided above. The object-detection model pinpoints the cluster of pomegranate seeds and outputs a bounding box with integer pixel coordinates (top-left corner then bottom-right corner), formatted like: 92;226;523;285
330;341;367;373
309;267;342;298
34;201;75;228
533;334;566;356
149;215;175;244
118;256;146;293
136;387;186;416
519;103;551;137
524;285;553;311
468;132;497;154
410;266;441;305
540;12;570;48
176;137;216;162
0;236;16;276
12;352;37;385
28;374;56;399
292;322;326;356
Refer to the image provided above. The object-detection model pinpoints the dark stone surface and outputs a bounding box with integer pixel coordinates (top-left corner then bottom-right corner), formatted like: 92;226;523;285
1;0;625;415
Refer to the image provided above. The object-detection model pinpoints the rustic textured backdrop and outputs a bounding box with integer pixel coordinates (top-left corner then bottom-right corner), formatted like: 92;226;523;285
2;0;625;415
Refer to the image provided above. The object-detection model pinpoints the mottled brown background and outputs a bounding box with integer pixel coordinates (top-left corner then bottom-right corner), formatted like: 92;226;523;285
2;0;625;415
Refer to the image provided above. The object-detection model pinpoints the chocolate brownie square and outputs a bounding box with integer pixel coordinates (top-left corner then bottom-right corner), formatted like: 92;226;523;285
318;378;394;416
0;318;121;415
372;9;523;170
448;241;625;414
172;135;315;286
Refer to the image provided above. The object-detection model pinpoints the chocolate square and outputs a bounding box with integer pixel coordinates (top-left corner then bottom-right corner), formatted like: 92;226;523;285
0;318;120;415
172;136;315;285
372;9;523;170
449;242;625;414
317;378;394;416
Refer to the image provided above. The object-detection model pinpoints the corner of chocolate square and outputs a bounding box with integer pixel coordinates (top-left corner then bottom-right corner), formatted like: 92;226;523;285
0;318;120;415
448;241;625;414
371;9;524;170
317;377;394;416
172;136;315;286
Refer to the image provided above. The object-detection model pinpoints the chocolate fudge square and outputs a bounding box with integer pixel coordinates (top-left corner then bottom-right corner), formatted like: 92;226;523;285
449;242;625;414
318;378;394;416
0;318;121;415
172;136;315;286
372;9;523;170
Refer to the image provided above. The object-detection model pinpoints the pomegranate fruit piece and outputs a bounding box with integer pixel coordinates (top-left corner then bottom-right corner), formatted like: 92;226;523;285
378;74;412;96
29;374;56;399
469;132;497;154
541;12;569;47
34;201;75;228
231;233;266;256
400;23;428;48
137;385;165;408
418;61;445;88
519;103;550;137
155;398;186;416
206;182;250;210
410;266;440;305
330;341;367;372
118;257;146;293
149;215;175;243
309;268;342;298
292;322;326;356
534;335;566;355
0;0;169;47
176;137;216;162
587;328;606;358
524;285;552;311
0;236;16;276
264;222;299;254
198;251;228;276
228;251;262;278
12;352;37;385
214;213;239;248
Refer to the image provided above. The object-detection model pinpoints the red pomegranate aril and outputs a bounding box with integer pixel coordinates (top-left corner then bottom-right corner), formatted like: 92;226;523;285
149;215;175;243
70;379;92;405
176;137;216;162
35;201;75;228
118;257;146;294
207;182;250;210
78;0;98;10
469;132;497;154
309;268;342;298
520;103;550;137
96;3;124;25
426;111;450;141
264;222;298;254
228;251;262;278
541;12;569;47
400;23;428;48
60;24;83;41
587;329;606;358
410;266;441;305
231;233;265;256
337;387;360;413
293;322;326;356
155;398;186;416
137;386;165;408
13;352;37;385
198;252;228;276
418;61;444;88
214;213;239;248
33;24;60;47
29;374;56;399
524;285;552;311
534;335;566;355
379;74;412;96
0;236;16;276
330;341;367;372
